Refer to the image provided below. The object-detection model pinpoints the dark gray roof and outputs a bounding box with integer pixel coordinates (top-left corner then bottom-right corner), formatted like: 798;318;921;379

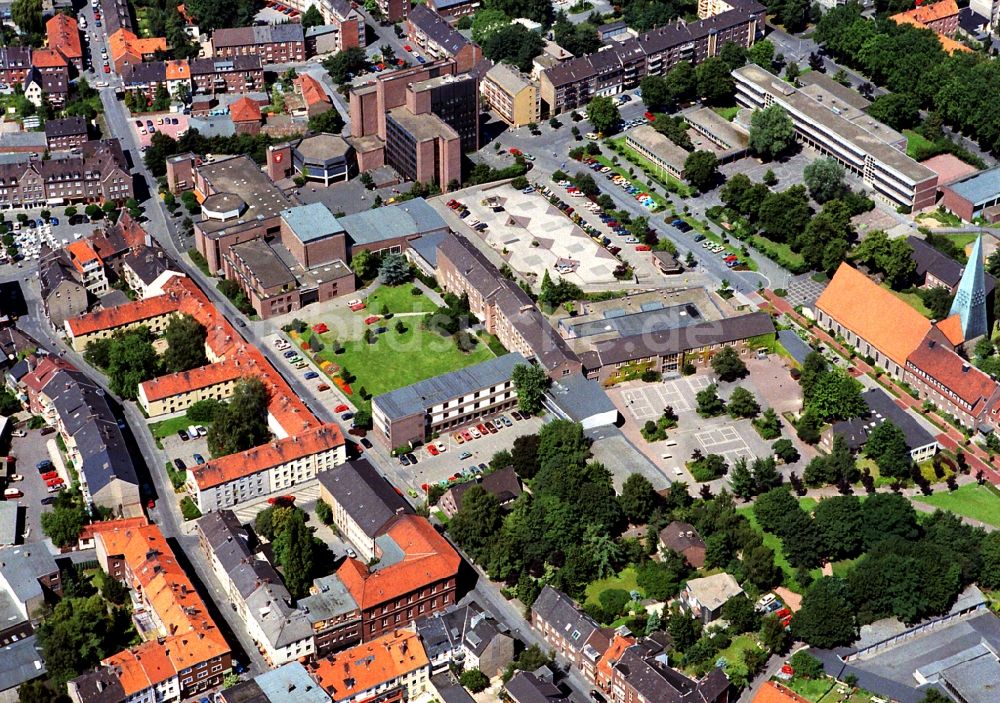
409;5;470;56
189;55;263;75
444;467;522;511
121;60;166;86
0;636;46;694
505;672;566;703
68;666;127;703
777;329;812;367
297;573;359;623
316;459;413;538
197;510;252;574
373;353;526;421
123;245;174;285
532;586;601;655
907;235;996;294
408;230;450;269
613;640;729;703
0;46;31;71
39;250;83;300
591;311;775;367
830;388;936;452
658;521;704;554
436;235;579;373
44;116;87;139
431;674;476;703
218;680;268;703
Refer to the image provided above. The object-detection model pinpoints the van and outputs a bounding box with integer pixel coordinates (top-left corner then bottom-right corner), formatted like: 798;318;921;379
187;425;199;438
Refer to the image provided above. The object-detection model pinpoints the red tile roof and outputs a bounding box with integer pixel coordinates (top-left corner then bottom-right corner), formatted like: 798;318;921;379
32;48;67;68
95;523;229;694
191;424;344;489
313;630;428;701
907;336;999;410
46;14;82;62
891;0;959;24
335;515;460;611
164;59;189;81
65;294;179;336
752;682;811;703
22;355;76;394
229;96;261;123
66;239;102;273
816;263;931;368
79;516;150;543
138;357;248;402
297;74;329;107
935;314;965;346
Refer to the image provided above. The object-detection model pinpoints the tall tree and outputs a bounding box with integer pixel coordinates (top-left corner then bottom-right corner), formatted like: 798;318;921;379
481;24;545;72
11;0;43;35
207;377;270;457
378;253;411;285
301;4;324;28
749;105;796;160
107;329;160;400
684;150;720;191
163;314;208;373
792;577;858;648
619;473;659;524
695;57;735;104
586;96;622;135
272;509;315;599
804;158;847;203
512;363;549;415
711;345;748;381
850;230;915;290
814;495;863;559
864;421;912;479
450;485;504;560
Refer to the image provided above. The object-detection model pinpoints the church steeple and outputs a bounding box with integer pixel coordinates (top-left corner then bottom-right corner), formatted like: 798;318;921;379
948;234;988;340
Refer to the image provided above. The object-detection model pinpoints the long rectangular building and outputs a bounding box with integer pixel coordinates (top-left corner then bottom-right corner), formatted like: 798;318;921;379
372;353;525;449
540;0;764;115
733;64;938;210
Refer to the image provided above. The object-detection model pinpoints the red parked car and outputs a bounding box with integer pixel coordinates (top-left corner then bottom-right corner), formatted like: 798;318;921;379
364;315;381;325
644;111;655;122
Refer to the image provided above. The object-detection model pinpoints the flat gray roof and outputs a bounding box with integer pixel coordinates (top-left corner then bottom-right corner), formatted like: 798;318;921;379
734;64;934;184
547;374;616;423
685;107;749;150
564;302;704;339
339;198;448;246
255;663;329;703
228;239;296;290
945;166;1000;206
625;125;689;171
387;106;459;142
0;636;45;693
0;502;16;546
280;202;345;243
374;352;526;420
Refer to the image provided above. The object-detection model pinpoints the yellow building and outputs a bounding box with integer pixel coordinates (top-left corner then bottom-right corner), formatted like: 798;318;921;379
481;63;539;128
137;359;251;417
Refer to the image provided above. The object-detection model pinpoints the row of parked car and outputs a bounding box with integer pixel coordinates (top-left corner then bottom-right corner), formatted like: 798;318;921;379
445;199;488;232
274;337;322;383
451;413;520;447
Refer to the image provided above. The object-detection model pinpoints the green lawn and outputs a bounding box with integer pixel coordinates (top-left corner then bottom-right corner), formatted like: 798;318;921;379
606;137;695;198
714;634;760;681
584;566;641;607
306;317;496;413
798;497;818;513
903;129;936;160
712;105;740;122
590;154;671;211
914;483;1000;528
737;504;822;591
942;233;978;250
365;283;439;315
748;234;807;271
883;284;932;318
150;415;194;439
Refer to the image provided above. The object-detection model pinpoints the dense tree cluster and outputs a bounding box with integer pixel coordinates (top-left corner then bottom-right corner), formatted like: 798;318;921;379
145;130;302;177
207;377;271;457
163;314;208;374
797;351;867;425
816;3;1000;155
511;363;550;415
851;230;916;290
587;96;622;135
255;506;330;599
184;0;258;32
85;326;160;400
553;13;601;56
481;24;545;72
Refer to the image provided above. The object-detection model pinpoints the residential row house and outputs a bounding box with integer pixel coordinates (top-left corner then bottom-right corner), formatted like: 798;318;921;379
24;48;69;107
44;116;89;150
46;13;83;72
308;630;431;703
121;59;192;102
211;24;306;64
406;5;483;74
0;139;132;210
108;28;167;74
38;247;89;327
71;522;232;703
189;55;265;95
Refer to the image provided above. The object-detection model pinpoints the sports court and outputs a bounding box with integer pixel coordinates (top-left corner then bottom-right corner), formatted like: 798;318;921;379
695;426;754;463
621;375;713;419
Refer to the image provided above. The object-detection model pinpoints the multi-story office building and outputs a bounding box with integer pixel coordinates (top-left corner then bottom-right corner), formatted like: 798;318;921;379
481;63;539;128
733;64;938;210
540;1;764;115
189;55;264;95
406;5;483;74
0;139;132;210
372;353;524;449
188;425;346;512
212;24;305;64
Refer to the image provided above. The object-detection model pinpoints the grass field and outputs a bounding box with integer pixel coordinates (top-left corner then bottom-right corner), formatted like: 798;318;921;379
712;105;740;121
738;504;822;591
304;318;496;413
364;283;438;315
749;234;807;270
715;634;760;681
608;138;695;198
884;284;932;317
914;483;1000;528
149;416;195;439
584;566;641;606
903;129;937;160
591;153;671;210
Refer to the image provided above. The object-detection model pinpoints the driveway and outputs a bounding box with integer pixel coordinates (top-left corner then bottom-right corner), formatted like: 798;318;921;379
8;429;59;545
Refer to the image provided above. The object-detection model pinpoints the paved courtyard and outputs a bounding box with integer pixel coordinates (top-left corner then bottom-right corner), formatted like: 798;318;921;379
621;374;713;417
785;273;828;310
441;183;621;288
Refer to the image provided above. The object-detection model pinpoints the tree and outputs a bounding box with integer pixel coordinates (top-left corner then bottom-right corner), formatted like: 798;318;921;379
667;606;701;651
11;0;43;35
729;457;754;499
323;47;369;84
864;421;912;480
18;679;70;703
711;345;748;381
850;230;915;290
471;8;509;43
749;105;796;161
866;92;921;130
664;61;696;104
773;0;810;32
695;57;734;104
981;532;1000;590
804;158;847;204
351;249;375;279
789;651;825;680
316;499;333;525
744;544;781;589
683;150;719;191
619;473;659;524
719;41;748;71
919;692;953;703
815;495;864;559
587;96;621;135
759;613;790;653
754;407;783;439
512;363;549;415
301;4;324;28
207;377;270;457
727;387;760;418
41;500;88;547
792;577;858;648
640;74;671;111
758;185;813;243
772;438;799;464
271;509;315;599
748;39;775;67
163;314;207;373
511;433;541;478
460;669;490;693
861;492;918;551
450;485;503;561
696;384;726;417
480;24;544;72
84;338;113;369
722;595;759;633
107;329;160;400
378;253;411;285
808;369;866;422
308;108;345;134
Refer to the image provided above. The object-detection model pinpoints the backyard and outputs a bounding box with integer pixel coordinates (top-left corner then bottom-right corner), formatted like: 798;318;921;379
914;483;1000;528
737;501;822;591
149;416;196;440
781;675;881;703
364;283;439;315
584;566;641;607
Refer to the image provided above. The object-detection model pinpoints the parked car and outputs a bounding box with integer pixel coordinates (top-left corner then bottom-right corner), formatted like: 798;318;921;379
41;471;59;481
36;459;53;471
341;412;354;421
304;371;319;379
400;454;411;466
178;429;190;441
193;454;205;465
173;458;186;470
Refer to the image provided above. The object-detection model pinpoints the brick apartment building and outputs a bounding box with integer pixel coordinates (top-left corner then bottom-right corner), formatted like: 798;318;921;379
406;5;482;73
0;139;132;209
212;24;306;64
44;116;88;150
46;14;83;72
0;46;31;85
189;55;264;95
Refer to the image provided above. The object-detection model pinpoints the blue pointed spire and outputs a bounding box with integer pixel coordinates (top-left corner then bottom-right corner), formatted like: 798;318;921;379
949;234;988;340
